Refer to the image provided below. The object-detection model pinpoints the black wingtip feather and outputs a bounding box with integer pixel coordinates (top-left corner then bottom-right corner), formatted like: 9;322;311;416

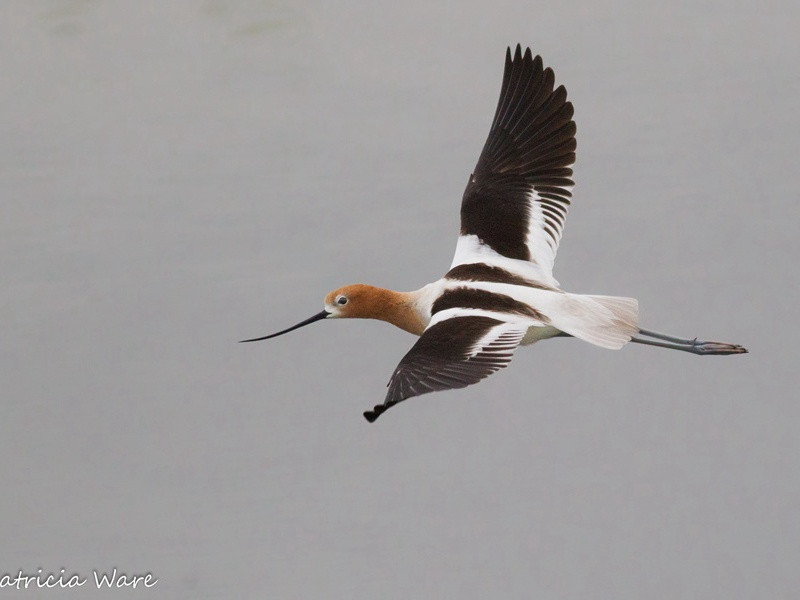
376;316;526;418
364;403;391;423
459;44;576;266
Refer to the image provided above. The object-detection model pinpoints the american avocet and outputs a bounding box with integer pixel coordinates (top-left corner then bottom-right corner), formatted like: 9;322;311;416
242;45;747;422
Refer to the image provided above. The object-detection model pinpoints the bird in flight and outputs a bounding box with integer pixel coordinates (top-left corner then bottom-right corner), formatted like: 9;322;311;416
242;45;747;422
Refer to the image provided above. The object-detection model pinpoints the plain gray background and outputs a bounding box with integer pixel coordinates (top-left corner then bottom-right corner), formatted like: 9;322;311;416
2;1;798;598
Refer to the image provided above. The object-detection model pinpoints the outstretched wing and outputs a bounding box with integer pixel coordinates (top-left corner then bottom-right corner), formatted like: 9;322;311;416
452;44;576;287
363;314;526;422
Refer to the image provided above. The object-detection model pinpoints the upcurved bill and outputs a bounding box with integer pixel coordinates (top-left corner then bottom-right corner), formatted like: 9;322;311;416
239;310;330;342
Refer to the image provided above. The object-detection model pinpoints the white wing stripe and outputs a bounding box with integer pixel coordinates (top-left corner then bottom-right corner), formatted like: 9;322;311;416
450;234;560;289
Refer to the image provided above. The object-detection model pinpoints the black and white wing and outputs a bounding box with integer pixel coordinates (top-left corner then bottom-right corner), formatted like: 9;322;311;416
363;313;527;422
451;44;576;288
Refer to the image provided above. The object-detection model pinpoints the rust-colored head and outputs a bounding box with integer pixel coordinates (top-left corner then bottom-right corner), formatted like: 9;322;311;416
239;283;424;343
324;284;425;334
323;284;386;319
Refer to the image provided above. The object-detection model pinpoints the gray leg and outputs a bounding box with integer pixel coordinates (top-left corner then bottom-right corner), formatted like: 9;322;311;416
638;329;699;345
632;330;747;355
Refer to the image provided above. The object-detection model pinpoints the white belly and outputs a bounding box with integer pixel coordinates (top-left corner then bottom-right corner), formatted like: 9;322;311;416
521;324;562;345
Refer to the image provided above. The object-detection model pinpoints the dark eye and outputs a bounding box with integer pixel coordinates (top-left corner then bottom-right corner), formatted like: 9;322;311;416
336;295;348;305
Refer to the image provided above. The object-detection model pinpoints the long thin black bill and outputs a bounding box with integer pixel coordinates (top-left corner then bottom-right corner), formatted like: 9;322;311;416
239;310;330;343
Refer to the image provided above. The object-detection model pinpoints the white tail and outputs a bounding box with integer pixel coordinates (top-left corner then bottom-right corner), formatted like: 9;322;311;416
546;293;639;350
